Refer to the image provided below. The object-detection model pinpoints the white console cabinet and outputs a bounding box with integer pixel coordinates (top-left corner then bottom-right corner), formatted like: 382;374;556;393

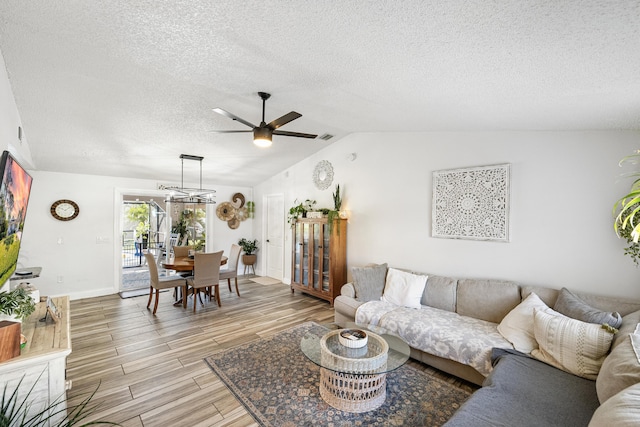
0;296;71;426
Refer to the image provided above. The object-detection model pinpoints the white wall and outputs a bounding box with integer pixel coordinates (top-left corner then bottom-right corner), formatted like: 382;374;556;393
254;131;640;300
0;49;35;292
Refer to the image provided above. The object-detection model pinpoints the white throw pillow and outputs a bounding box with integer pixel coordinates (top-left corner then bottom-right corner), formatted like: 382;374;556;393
497;292;550;353
532;309;614;380
380;268;428;309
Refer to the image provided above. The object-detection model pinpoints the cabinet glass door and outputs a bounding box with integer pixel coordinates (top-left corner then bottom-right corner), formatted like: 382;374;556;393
322;223;330;290
313;222;321;289
294;223;301;283
302;223;309;285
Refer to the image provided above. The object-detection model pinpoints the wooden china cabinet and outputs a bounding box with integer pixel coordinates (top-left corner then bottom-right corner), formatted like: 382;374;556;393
291;217;347;305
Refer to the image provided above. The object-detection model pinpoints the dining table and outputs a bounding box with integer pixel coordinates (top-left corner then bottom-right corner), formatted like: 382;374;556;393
162;255;228;272
162;255;228;306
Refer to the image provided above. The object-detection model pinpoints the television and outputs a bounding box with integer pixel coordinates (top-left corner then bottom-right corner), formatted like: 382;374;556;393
0;150;33;287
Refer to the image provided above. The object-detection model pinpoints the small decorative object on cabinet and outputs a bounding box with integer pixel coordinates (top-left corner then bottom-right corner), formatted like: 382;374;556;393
291;217;347;305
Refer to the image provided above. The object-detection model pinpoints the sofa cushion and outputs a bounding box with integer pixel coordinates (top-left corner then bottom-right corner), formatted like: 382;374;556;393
380;268;427;309
497;292;549;353
444;348;600;427
351;263;387;302
421;275;457;312
523;285;640;318
596;333;640;404
613;309;640;349
589;383;640;427
457;279;521;324
554;287;622;328
531;309;614;380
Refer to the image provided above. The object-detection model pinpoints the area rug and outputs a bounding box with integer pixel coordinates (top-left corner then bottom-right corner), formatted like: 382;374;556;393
250;276;282;285
205;322;471;426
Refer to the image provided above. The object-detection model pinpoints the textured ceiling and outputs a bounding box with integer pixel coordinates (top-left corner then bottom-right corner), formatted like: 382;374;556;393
0;1;639;186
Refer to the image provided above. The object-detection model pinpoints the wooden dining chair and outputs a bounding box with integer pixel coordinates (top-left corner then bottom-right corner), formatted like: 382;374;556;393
220;244;242;296
184;251;223;313
144;252;186;315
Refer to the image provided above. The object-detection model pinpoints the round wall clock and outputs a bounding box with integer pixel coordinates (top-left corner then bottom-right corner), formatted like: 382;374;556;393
313;160;334;190
50;199;80;221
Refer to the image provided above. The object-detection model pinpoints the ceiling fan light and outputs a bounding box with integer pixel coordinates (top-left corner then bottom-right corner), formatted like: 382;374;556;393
253;127;273;147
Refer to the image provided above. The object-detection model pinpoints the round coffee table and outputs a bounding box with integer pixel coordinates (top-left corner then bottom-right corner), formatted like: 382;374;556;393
300;323;410;413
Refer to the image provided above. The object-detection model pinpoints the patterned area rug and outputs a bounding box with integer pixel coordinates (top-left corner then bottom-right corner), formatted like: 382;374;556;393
205;322;471;427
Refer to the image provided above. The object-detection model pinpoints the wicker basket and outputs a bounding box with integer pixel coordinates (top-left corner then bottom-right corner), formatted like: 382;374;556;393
318;329;390;412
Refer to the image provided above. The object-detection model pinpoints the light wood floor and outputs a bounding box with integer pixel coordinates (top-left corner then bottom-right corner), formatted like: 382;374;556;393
66;277;474;426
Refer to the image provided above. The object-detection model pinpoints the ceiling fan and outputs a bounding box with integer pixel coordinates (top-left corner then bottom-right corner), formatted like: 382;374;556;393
211;92;318;147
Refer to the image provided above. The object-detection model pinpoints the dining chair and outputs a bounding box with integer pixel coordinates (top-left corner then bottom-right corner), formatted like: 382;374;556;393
144;252;186;315
185;251;223;313
172;245;190;257
220;244;242;296
172;245;193;278
168;233;180;248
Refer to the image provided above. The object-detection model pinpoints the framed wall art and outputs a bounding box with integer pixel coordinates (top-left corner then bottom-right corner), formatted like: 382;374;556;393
432;163;510;242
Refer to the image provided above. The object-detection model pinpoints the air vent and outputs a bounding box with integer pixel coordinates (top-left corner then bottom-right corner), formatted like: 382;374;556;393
318;133;334;141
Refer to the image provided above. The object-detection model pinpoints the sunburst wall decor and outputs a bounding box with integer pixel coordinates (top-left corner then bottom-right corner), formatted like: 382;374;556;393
432;164;510;242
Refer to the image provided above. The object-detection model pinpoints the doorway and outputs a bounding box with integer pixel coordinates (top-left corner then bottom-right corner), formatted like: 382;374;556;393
265;194;285;281
121;197;168;293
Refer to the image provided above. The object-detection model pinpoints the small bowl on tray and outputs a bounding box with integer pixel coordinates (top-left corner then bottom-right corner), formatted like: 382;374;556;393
338;329;368;348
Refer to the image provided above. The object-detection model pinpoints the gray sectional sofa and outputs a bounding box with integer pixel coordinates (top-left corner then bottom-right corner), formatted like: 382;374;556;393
333;264;640;426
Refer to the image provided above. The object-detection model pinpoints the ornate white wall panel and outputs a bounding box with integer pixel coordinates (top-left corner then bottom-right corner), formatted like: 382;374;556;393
432;164;510;242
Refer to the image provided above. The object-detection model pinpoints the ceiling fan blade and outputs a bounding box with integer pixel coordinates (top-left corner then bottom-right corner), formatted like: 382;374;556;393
212;108;256;129
273;130;318;139
267;112;302;130
208;130;253;133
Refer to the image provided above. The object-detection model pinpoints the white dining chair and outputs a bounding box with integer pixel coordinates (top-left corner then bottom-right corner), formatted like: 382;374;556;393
220;244;242;296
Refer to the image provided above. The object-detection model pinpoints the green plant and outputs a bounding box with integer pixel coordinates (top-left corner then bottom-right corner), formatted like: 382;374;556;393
125;204;149;242
614;152;640;261
1;375;118;426
0;288;36;321
287;199;316;223
171;208;205;248
238;238;258;255
616;202;640;266
332;184;342;211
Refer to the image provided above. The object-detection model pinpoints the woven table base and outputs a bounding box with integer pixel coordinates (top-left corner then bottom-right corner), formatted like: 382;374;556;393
319;367;387;413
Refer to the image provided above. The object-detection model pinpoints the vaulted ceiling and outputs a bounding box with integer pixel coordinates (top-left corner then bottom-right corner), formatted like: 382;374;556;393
0;1;638;186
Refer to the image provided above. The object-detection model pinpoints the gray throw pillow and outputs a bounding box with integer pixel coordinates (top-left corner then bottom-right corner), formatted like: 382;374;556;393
352;263;388;302
554;287;623;328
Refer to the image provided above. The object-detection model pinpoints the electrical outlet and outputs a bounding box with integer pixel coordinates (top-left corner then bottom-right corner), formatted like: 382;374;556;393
57;276;63;283
57;237;63;245
96;236;109;244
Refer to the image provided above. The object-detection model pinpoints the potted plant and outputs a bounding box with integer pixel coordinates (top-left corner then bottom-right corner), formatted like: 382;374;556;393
238;238;258;269
614;151;640;263
287;199;316;223
0;287;36;323
327;184;343;233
